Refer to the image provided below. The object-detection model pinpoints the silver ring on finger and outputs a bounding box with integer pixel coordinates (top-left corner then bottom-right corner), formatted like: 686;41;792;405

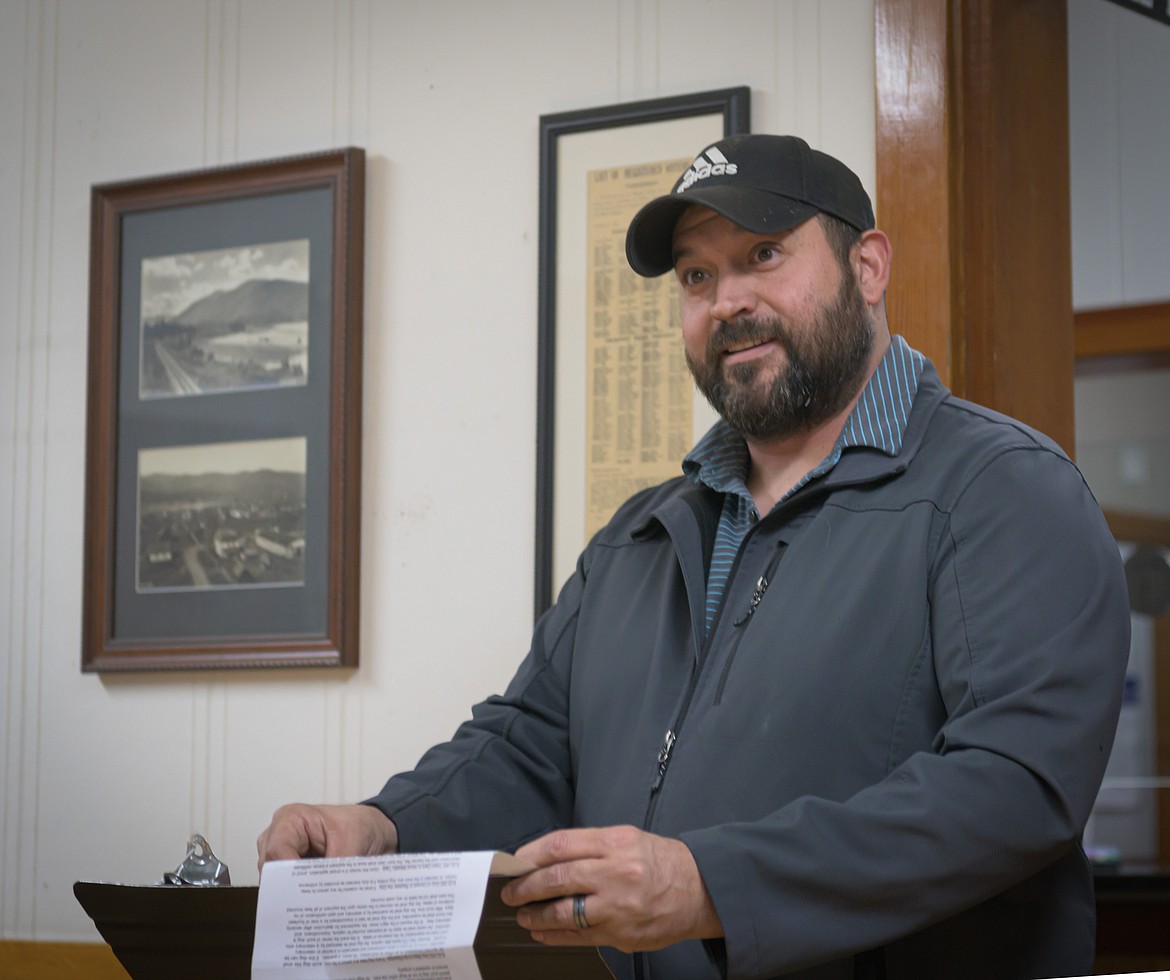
572;893;590;930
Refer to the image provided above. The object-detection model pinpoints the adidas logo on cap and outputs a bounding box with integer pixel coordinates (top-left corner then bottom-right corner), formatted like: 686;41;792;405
675;146;738;193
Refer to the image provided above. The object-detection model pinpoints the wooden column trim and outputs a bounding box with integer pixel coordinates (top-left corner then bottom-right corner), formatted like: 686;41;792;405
875;0;1075;452
875;0;957;385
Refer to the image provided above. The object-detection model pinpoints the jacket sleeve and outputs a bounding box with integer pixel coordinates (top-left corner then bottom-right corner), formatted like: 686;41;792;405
363;552;588;854
679;445;1130;978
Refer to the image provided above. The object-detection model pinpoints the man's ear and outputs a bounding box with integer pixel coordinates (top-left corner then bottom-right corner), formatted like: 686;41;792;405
853;229;892;306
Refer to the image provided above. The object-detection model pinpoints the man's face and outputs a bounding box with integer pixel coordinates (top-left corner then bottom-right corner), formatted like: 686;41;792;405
672;207;874;442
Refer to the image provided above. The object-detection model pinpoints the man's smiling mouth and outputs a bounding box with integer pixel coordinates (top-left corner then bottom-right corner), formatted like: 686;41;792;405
725;339;762;355
723;338;774;356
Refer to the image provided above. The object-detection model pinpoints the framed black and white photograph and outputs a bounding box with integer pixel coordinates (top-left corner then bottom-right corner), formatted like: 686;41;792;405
82;148;364;671
139;239;311;400
534;88;750;615
135;437;307;593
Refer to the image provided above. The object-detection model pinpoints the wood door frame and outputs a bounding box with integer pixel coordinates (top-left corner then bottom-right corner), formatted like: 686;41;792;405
874;0;1075;452
1075;300;1170;367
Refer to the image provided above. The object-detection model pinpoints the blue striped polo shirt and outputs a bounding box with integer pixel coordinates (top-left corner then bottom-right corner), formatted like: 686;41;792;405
682;335;926;632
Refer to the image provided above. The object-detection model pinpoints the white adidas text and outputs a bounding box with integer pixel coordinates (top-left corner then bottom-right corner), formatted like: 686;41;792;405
676;161;737;192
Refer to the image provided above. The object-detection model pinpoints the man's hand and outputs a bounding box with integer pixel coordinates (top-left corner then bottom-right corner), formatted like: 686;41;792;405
499;825;722;953
256;803;399;871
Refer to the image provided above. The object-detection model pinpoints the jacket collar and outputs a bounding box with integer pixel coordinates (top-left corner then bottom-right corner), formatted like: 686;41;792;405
797;357;949;495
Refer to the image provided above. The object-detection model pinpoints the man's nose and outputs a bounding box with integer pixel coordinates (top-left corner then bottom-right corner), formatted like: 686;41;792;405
709;272;757;322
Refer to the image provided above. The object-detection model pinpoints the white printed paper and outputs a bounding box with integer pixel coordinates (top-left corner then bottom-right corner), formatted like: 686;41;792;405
251;851;497;980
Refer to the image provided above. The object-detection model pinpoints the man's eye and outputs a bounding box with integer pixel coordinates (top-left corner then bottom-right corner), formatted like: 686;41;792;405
754;245;776;263
682;269;707;286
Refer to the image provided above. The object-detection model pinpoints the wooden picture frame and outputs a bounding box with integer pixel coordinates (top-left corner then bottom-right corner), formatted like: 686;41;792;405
82;148;364;671
534;87;750;616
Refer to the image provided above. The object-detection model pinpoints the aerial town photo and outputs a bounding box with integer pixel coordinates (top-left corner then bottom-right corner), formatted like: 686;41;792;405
136;437;307;592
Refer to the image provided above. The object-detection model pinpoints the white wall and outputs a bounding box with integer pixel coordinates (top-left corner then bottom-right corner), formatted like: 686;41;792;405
1068;0;1170;311
0;0;876;941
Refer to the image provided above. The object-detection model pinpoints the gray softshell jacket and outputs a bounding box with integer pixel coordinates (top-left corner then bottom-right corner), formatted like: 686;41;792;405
368;362;1130;980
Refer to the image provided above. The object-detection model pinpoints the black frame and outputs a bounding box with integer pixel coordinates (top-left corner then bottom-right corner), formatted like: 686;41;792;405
534;87;750;616
82;148;364;671
1100;0;1170;28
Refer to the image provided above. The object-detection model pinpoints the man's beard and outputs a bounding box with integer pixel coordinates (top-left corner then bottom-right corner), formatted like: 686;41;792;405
685;272;875;442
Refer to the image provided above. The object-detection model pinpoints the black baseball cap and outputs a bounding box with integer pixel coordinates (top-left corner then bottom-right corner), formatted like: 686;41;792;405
625;134;875;277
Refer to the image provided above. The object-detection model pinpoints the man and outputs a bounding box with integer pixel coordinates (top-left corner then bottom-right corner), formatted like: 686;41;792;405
258;135;1130;979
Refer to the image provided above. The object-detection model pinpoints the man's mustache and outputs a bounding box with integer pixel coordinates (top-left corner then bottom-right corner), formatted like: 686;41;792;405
707;317;790;358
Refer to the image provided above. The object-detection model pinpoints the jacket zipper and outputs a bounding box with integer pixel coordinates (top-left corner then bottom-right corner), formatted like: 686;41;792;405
714;542;787;705
732;573;770;628
650;729;676;793
644;664;701;827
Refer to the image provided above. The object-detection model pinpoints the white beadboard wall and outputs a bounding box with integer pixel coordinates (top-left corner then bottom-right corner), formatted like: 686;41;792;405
0;0;876;941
